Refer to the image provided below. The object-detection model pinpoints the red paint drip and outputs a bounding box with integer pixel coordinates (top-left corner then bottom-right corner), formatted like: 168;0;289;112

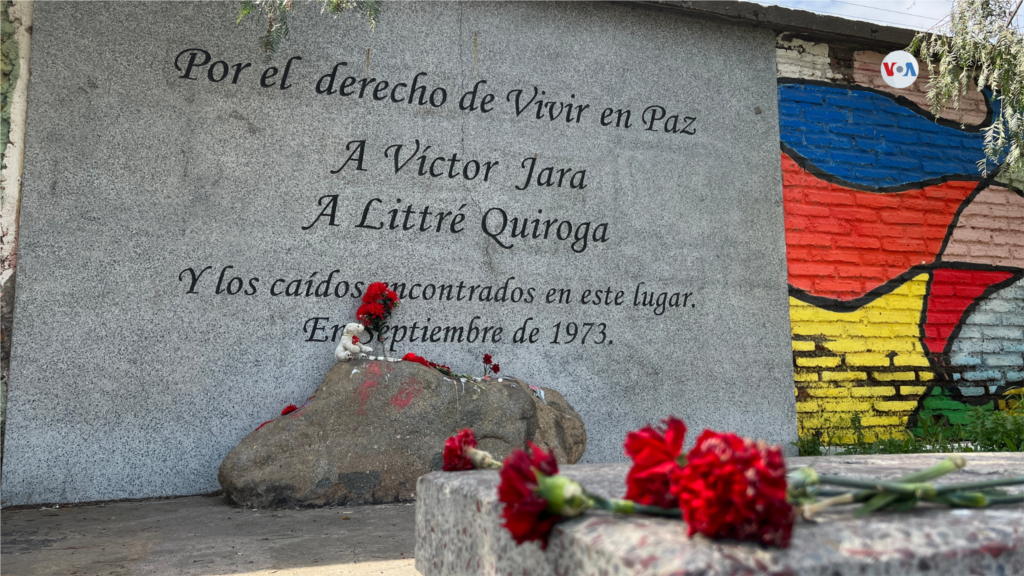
390;378;423;410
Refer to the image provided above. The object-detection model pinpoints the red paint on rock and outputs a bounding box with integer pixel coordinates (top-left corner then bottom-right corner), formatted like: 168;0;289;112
355;362;393;415
390;378;423;409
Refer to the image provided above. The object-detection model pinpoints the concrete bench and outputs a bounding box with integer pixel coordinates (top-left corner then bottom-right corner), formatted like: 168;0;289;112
415;453;1023;575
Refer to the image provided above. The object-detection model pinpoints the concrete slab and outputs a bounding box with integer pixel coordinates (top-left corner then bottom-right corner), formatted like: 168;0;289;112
415;453;1024;575
1;495;420;576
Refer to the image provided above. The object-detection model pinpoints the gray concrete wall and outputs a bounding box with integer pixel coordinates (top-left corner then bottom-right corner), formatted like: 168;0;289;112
2;1;794;505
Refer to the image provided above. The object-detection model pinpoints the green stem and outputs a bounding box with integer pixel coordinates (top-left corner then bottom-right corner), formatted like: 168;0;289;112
933;476;1024;494
986;493;1024;506
587;493;681;518
817;476;937;497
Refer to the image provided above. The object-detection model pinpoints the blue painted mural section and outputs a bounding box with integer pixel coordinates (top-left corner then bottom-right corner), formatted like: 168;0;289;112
950;277;1024;395
778;82;992;189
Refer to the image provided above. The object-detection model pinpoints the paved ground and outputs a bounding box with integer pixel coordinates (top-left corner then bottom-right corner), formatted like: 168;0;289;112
1;495;420;576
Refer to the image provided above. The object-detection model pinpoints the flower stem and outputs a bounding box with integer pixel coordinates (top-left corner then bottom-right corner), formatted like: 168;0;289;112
465;447;501;470
801;492;855;518
587;494;681;518
817;476;938;497
986;493;1024;506
932;476;1024;494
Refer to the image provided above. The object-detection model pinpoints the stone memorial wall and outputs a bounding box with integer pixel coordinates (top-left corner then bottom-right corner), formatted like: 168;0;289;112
1;2;795;505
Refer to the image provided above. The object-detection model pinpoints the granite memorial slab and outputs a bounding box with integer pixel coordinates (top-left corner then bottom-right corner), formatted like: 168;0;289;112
3;1;793;505
415;453;1024;575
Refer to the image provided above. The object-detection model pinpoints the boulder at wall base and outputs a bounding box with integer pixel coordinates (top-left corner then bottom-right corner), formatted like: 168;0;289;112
218;359;586;508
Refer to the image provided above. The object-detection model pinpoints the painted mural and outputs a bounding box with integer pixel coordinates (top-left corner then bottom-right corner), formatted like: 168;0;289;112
776;43;1024;442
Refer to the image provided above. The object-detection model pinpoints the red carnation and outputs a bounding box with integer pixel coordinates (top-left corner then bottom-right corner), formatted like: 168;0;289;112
443;428;478;471
281;404;298;416
357;302;385;323
623;416;687;508
363;282;389;304
483;354;493;365
670;430;793;548
498;442;561;548
491;363;500;374
402;352;431;368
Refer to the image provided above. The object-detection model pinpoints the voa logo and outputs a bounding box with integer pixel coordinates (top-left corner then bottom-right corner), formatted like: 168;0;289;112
881;50;919;89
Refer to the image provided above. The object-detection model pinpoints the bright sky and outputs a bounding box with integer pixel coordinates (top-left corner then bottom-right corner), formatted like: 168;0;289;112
754;1;955;31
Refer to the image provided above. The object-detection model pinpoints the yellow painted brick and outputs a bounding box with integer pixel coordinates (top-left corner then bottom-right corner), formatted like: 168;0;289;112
889;325;924;337
830;338;915;353
900;386;928;395
790;307;831;322
794;372;820;382
806;387;851;398
918;372;934;381
796;401;819;413
894;354;931;367
820;400;872;412
902;281;928;296
851;386;896;397
791;322;846;337
791;341;816;352
864;310;920;323
860;416;905;426
822;371;868;381
823;339;868;353
872;371;917;381
869;339;916;352
845;353;891;367
796;356;842;368
874;400;919;412
881;294;926;309
854;325;898;338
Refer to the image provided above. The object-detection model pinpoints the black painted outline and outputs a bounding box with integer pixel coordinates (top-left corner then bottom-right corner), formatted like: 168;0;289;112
782;143;985;193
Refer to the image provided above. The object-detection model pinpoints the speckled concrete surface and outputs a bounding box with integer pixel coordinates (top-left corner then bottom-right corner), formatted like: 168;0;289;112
2;495;420;576
415;453;1024;575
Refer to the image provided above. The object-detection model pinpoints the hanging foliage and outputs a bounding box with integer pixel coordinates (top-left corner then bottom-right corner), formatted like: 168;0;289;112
911;0;1024;175
237;0;382;60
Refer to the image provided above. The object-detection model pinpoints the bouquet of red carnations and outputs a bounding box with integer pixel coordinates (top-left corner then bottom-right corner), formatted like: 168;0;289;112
442;418;1024;549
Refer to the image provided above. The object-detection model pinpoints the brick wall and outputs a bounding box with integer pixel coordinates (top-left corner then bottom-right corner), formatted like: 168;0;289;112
775;35;1024;443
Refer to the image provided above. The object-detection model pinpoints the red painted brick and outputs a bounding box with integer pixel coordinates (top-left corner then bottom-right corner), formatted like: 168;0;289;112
809;191;858;206
902;199;957;212
832;208;880;222
809;218;853;234
837;265;886;278
880;210;926;225
786;203;832;217
786;215;811;230
886;238;929;252
835;236;882;249
787;232;833;247
854;223;905;238
856;194;902;208
815;279;865;294
791;263;837;276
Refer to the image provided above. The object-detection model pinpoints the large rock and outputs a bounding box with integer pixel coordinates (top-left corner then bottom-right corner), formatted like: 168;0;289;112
218;359;586;508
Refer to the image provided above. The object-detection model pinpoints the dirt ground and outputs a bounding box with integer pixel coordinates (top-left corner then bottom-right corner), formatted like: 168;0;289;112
1;495;420;576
